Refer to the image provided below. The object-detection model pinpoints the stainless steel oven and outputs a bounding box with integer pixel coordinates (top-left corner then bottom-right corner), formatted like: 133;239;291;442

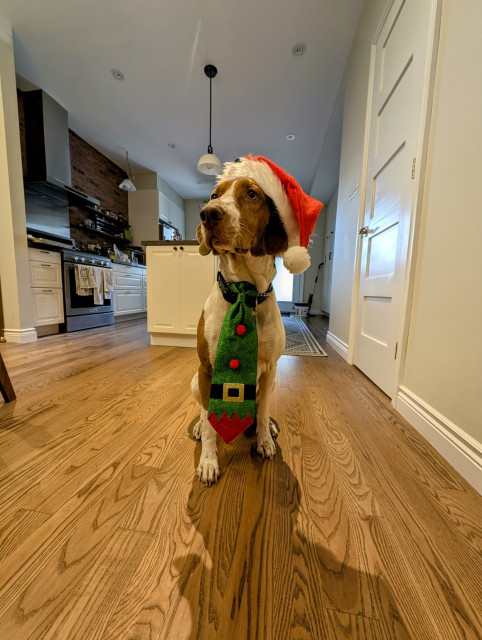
62;250;114;332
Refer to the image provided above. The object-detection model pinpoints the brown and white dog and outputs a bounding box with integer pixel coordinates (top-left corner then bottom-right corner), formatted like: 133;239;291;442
191;156;322;485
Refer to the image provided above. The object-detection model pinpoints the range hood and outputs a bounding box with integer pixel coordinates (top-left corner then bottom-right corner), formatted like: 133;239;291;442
22;90;100;207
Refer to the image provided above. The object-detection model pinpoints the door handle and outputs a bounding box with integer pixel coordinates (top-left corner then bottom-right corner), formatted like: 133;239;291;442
358;226;369;236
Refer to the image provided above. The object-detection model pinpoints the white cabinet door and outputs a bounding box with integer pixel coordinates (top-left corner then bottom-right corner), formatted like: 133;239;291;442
32;289;64;325
147;247;180;333
30;261;63;288
178;247;217;334
114;290;144;315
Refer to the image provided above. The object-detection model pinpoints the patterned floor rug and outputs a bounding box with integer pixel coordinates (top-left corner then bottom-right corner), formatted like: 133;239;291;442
282;316;328;357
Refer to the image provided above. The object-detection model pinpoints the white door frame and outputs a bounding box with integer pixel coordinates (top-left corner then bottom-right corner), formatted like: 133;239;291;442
346;0;442;402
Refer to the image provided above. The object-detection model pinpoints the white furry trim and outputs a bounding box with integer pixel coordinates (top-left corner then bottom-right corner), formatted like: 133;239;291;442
218;158;300;248
283;246;311;274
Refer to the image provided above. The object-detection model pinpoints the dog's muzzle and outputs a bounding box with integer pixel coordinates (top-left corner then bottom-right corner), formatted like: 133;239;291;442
200;203;225;226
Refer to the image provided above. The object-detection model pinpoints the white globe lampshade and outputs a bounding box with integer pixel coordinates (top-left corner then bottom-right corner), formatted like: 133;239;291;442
197;152;222;175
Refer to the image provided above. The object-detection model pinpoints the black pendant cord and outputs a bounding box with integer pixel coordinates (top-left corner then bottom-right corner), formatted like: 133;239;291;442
204;64;217;155
208;75;213;154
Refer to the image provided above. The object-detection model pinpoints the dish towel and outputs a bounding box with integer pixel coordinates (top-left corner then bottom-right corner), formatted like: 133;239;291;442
207;281;258;444
87;267;103;304
74;265;91;296
103;269;114;300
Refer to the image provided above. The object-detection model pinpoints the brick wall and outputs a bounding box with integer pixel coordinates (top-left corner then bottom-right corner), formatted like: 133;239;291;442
69;130;129;250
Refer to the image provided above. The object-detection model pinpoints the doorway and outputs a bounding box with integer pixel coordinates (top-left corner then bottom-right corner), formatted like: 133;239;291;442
273;258;303;313
353;0;440;398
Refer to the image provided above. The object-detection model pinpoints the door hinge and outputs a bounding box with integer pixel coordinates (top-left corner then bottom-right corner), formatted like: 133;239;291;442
394;342;398;359
411;158;416;179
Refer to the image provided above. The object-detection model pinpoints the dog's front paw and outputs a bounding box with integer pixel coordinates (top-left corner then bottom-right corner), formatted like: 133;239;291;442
197;457;220;486
256;435;276;459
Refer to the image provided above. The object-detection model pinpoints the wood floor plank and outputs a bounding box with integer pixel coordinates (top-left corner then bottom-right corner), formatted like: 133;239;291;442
0;462;158;636
0;509;51;563
0;318;480;640
308;353;482;638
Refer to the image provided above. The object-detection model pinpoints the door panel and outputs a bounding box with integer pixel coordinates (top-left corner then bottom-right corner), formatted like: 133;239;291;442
354;0;436;397
179;247;217;334
147;248;179;333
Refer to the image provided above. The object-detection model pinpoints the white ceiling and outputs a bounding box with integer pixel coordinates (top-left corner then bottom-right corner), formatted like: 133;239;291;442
2;0;364;201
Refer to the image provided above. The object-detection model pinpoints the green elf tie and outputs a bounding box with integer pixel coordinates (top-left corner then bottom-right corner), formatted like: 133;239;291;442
208;280;258;444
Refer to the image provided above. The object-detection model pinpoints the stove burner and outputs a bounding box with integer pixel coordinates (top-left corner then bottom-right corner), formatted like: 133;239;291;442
63;249;112;268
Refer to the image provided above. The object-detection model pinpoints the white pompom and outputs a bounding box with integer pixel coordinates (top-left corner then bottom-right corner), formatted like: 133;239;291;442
282;246;311;274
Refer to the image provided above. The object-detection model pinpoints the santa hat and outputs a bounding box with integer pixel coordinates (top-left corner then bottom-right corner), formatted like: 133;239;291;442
216;155;323;274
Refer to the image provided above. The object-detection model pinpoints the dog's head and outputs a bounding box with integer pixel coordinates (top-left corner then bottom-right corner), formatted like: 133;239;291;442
197;178;288;258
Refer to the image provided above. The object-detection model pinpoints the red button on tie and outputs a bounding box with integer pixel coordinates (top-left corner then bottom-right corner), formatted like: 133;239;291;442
236;324;246;336
229;359;240;369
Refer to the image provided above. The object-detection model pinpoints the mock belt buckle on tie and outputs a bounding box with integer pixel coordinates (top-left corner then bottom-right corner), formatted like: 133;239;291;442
222;382;245;403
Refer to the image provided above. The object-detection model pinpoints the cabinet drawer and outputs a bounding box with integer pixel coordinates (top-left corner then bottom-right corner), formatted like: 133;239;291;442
32;288;64;325
113;263;144;276
113;272;144;289
28;248;61;264
30;261;62;288
113;289;144;315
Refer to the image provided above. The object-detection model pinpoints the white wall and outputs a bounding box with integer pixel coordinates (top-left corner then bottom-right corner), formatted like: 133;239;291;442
303;203;327;314
328;0;481;490
401;0;482;444
329;0;387;346
320;191;338;315
184;198;206;241
0;16;36;341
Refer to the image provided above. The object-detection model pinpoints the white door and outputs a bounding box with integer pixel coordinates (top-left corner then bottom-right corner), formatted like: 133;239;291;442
354;0;438;397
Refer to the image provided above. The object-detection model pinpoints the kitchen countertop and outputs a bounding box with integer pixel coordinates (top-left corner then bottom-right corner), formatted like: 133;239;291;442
141;240;199;246
112;259;146;268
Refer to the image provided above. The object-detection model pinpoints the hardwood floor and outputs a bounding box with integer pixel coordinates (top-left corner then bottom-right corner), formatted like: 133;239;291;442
0;318;480;639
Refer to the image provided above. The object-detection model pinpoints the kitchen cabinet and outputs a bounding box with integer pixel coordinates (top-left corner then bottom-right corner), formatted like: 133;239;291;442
145;243;216;347
129;189;185;244
112;263;147;319
28;248;64;331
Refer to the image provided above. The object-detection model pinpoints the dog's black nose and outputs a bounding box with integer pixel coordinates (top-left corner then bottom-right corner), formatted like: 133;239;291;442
200;204;225;225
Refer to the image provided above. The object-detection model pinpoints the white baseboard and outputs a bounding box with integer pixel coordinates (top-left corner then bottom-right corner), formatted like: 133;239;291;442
396;386;482;495
326;331;349;360
3;328;37;343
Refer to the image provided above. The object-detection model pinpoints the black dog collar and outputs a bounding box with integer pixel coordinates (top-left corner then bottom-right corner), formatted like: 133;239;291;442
217;271;273;308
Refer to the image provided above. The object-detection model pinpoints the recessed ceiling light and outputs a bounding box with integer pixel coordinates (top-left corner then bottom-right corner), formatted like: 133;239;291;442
292;43;306;57
168;143;176;148
111;68;125;81
286;134;296;141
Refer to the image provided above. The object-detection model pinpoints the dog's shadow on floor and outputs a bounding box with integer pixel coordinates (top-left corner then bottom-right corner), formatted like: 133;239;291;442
165;418;407;640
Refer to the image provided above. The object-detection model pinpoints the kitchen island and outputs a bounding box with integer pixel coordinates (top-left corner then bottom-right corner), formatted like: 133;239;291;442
142;241;216;347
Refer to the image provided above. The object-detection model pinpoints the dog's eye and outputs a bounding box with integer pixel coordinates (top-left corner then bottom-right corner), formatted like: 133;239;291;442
210;193;219;200
246;190;258;199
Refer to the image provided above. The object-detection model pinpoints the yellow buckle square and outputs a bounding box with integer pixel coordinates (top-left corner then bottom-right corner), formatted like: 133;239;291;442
222;382;244;402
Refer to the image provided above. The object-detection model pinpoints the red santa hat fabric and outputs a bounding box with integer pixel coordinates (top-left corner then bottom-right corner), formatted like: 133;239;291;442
216;155;323;273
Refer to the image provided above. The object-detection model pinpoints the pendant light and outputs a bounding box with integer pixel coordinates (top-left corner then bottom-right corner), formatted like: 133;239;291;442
119;150;136;191
197;64;222;175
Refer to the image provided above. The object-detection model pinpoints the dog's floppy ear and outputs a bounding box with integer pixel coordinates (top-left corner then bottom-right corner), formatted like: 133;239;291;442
251;196;289;256
196;223;212;255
